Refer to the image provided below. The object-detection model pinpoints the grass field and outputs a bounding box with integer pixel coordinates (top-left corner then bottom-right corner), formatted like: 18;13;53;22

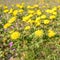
0;0;60;5
0;0;60;60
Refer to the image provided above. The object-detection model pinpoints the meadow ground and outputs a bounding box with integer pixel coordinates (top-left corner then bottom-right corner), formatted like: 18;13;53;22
0;0;60;60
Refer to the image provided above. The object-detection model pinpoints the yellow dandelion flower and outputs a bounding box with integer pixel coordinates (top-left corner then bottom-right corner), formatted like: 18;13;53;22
40;15;46;19
48;30;56;38
36;17;41;20
27;5;31;9
24;26;30;30
19;9;24;14
3;5;8;9
33;4;39;8
10;31;20;40
52;7;57;11
28;10;35;14
8;16;16;23
16;4;20;8
45;9;52;13
34;30;44;37
22;16;30;22
9;8;13;14
3;9;9;13
28;14;33;18
36;10;42;15
13;10;18;16
4;23;11;29
52;11;57;15
50;15;56;19
35;19;41;26
43;20;50;24
27;19;34;24
36;22;40;27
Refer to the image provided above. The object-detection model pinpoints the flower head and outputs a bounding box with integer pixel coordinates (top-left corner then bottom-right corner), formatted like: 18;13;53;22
43;20;50;24
10;31;20;40
9;42;13;47
34;30;44;37
24;26;30;30
48;30;56;38
4;23;11;29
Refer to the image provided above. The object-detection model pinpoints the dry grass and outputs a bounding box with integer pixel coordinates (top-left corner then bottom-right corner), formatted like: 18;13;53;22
0;0;60;6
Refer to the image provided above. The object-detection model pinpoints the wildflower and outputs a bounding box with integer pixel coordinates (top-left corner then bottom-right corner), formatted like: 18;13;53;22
19;9;24;14
27;19;34;24
16;3;24;8
34;30;44;37
27;5;31;9
36;17;41;20
52;7;57;11
13;10;18;16
8;16;16;23
9;42;13;47
43;20;50;24
40;15;46;19
50;15;56;19
9;8;13;14
45;9;52;13
16;4;20;8
3;9;9;13
28;10;35;14
10;31;20;40
36;10;42;15
36;22;40;27
4;23;11;29
22;16;30;22
28;14;33;18
48;30;56;38
52;11;57;15
24;26;30;30
3;5;8;9
35;19;41;26
33;4;39;8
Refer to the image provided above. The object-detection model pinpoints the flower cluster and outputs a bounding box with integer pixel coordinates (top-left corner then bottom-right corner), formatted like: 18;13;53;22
0;2;60;60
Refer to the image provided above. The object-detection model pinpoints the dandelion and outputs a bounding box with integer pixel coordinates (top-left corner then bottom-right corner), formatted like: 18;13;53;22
8;16;16;23
52;7;57;11
36;22;40;27
43;20;50;24
33;4;39;8
50;15;56;19
3;5;8;9
34;30;44;37
9;8;13;14
52;11;57;15
28;10;35;14
45;9;52;13
24;26;30;30
10;31;20;40
4;23;11;29
48;30;56;38
22;16;30;22
36;10;42;15
16;4;20;8
3;9;9;13
40;15;46;19
13;10;18;16
19;9;24;14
